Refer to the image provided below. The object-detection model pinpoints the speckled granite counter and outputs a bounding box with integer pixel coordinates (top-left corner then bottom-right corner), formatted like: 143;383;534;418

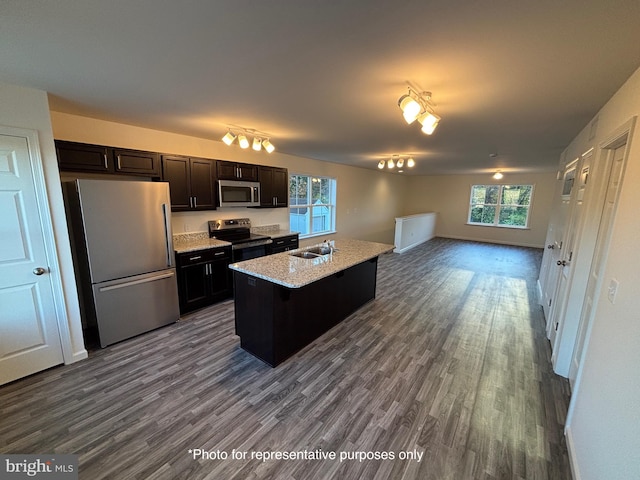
229;238;393;288
251;224;299;239
173;232;230;254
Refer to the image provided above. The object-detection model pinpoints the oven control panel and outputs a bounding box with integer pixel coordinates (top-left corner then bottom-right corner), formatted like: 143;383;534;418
209;218;251;231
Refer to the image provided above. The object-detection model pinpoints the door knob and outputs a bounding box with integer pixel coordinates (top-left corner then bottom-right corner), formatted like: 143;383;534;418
556;260;567;266
33;267;47;275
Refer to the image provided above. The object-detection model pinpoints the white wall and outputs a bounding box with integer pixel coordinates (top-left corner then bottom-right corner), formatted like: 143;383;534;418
563;67;640;480
0;82;86;363
403;173;556;248
51;112;407;247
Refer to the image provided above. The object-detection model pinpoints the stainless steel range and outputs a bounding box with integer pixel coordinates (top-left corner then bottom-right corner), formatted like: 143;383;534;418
208;218;272;262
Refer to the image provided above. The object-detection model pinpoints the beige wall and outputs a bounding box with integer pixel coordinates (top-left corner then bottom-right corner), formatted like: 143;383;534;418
0;82;86;363
563;66;640;480
403;172;556;248
51;112;407;247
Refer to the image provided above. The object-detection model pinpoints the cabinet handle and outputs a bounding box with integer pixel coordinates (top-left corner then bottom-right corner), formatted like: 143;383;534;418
214;251;225;256
189;255;202;261
289;238;296;243
193;196;197;208
189;197;193;208
116;154;121;170
103;154;109;169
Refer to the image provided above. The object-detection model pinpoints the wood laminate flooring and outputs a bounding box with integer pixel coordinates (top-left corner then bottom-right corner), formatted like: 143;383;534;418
0;238;572;479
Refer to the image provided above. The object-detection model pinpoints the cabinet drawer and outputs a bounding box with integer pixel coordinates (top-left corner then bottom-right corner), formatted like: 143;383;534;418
176;247;231;266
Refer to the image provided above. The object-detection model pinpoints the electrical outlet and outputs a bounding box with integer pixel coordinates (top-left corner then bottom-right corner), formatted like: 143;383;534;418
607;278;619;304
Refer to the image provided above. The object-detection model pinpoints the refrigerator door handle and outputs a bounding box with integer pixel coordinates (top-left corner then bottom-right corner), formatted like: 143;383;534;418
162;203;174;267
98;271;176;292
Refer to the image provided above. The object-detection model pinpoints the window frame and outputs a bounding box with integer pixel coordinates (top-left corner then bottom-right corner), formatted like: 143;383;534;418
467;184;534;229
289;173;337;239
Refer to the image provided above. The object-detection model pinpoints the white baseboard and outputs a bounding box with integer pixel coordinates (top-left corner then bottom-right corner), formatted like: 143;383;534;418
565;425;580;480
393;237;432;254
437;234;544;249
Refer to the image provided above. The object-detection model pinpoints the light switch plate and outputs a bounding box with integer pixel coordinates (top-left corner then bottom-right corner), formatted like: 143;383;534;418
607;278;619;304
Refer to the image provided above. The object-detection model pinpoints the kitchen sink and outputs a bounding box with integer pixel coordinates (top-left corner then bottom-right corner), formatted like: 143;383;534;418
290;251;322;259
289;245;333;259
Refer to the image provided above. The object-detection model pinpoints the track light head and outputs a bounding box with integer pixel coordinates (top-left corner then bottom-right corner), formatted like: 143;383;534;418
262;139;275;153
378;160;385;169
398;94;421;124
407;157;415;168
418;112;441;135
238;134;249;149
396;158;404;169
222;131;236;145
493;171;504;180
252;137;262;151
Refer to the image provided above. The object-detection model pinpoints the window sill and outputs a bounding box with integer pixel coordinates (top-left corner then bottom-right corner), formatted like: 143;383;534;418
466;223;530;230
299;230;337;240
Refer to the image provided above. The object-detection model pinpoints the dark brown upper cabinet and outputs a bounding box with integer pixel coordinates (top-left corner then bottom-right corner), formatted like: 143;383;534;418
216;160;259;181
258;166;288;207
162;155;216;211
55;141;111;173
55;141;161;178
112;148;160;177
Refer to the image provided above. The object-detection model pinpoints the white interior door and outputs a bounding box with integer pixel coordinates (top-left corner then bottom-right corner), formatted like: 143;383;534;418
542;160;576;338
0;132;64;385
550;154;592;353
569;143;627;386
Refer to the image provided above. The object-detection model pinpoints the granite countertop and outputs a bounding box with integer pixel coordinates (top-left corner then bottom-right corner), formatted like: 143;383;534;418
229;238;394;288
251;224;299;239
173;232;231;254
264;229;299;239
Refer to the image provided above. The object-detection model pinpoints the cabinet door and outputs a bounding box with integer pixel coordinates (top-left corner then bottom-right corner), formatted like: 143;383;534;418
217;160;240;180
217;160;259;181
189;157;216;210
271;167;288;207
113;148;160;177
178;262;210;314
55;140;111;173
259;166;275;207
162;156;191;211
238;163;258;181
259;166;288;207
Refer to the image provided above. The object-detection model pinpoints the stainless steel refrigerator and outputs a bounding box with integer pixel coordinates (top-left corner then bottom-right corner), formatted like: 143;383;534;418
64;179;180;347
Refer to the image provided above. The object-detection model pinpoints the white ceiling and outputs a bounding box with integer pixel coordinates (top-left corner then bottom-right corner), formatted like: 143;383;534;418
2;0;640;175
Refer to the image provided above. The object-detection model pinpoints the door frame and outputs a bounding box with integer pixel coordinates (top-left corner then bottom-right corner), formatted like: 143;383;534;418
566;117;636;413
1;125;74;363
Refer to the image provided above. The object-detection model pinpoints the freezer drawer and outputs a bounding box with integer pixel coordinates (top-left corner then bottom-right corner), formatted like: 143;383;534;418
92;269;179;347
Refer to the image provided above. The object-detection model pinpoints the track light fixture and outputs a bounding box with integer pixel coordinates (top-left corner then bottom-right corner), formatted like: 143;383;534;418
221;127;275;153
493;171;504;180
398;87;440;135
378;155;415;171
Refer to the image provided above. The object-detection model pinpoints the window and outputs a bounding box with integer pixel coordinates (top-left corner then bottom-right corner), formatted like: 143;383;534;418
289;174;336;238
468;184;533;228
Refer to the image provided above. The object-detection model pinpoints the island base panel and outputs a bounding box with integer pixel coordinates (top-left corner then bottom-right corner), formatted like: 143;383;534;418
234;257;379;366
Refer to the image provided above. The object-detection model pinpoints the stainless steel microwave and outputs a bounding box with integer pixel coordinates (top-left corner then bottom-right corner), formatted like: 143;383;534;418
218;179;261;207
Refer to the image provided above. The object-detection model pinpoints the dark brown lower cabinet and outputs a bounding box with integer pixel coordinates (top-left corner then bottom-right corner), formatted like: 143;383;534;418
267;234;299;254
176;247;232;314
233;257;379;366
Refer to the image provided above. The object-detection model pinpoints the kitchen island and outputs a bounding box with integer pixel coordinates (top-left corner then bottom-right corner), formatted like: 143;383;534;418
229;239;394;366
